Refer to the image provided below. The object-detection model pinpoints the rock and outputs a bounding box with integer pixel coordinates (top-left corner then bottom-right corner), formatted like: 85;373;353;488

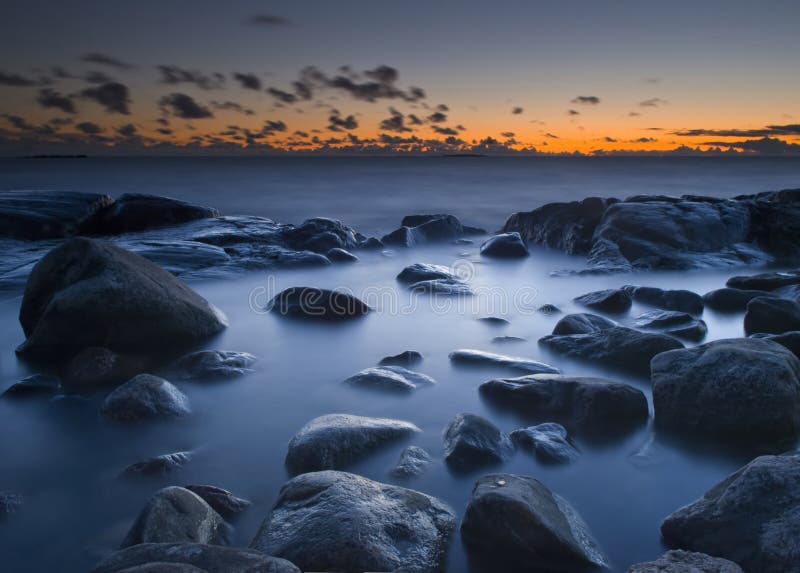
86;193;218;235
326;247;358;262
480;374;648;432
634;310;707;342
744;296;800;335
442;413;513;470
409;278;473;296
101;374;191;422
627;550;743;573
622;285;704;315
391;446;433;477
381;226;416;247
539;326;683;376
510;422;579;463
17;238;227;358
183;485;251;519
449;348;560;374
378;350;423;367
343;366;435;392
703;287;776;311
461;473;607;572
552;313;617;335
103;563;204;572
747;191;800;257
172;350;256;380
251;471;455;573
0;190;113;240
3;373;61;398
538;303;561;315
477;316;510;325
774;283;800;300
0;491;23;518
120;452;193;478
359;236;383;249
91;543;299;573
492;336;526;343
267;287;370;320
727;269;800;291
652;338;800;444
62;347;145;390
126;240;232;275
281;217;359;253
751;331;800;358
660;453;800;573
222;244;330;269
285;414;420;474
382;214;469;246
480;232;529;258
396;263;458;284
574;288;632;313
121;487;229;548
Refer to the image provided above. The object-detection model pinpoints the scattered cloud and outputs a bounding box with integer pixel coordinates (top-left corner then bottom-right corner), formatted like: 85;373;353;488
427;111;447;123
511;107;524;114
116;123;137;137
567;109;580;116
210;101;255;115
379;107;412;132
267;87;298;103
701;136;800;155
233;72;262;90
604;136;617;142
328;111;358;131
639;98;667;107
248;14;291;26
158;65;225;90
81;82;131;114
431;125;459;135
571;95;600;105
80;53;136;70
673;124;800;137
159;93;214;119
0;70;42;87
501;131;515;138
75;121;103;134
37;88;76;114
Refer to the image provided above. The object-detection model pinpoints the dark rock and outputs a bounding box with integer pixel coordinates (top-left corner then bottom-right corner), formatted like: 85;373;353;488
359;236;383;249
652;338;800;444
480;374;648;431
221;243;330;269
538;304;561;315
726;270;800;291
87;194;218;235
0;491;23;518
63;347;145;390
251;470;455;573
183;485;251;519
480;232;529;258
281;217;359;253
477;316;509;325
744;296;800;335
449;348;560;374
91;543;299;573
461;473;607;572
747;193;800;257
409;278;473;296
443;413;513;470
105;564;202;572
121;487;229;548
574;288;632;313
634;310;707;342
126;240;231;275
378;350;423;367
267;287;370;320
0;190;113;240
627;550;743;573
622;285;704;315
382;214;468;246
703;287;776;311
17;238;227;358
390;446;433;477
101;374;190;422
120;452;193;478
285;414;420;474
173;350;256;380
381;226;416;247
343;365;435;392
552;313;617;335
510;422;579;463
326;247;358;262
539;326;683;376
661;453;800;573
3;373;61;398
750;331;800;358
397;263;458;284
492;336;526;343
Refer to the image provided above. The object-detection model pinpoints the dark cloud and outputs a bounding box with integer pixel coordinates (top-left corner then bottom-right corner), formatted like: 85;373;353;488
156;128;173;135
456;124;466;131
567;109;580;116
159;93;214;119
234;73;261;90
639;98;667;107
701;136;800;155
571;96;600;105
262;120;287;134
116;123;137;137
545;133;559;139
0;70;40;86
630;137;656;143
158;65;225;90
84;71;115;84
75;121;103;134
436;104;449;112
37;88;76;114
267;87;298;103
81;82;131;114
673;124;800;137
511;107;524;114
604;136;617;142
628;111;641;117
407;114;423;125
2;114;35;131
211;101;255;115
80;53;135;70
248;14;291;26
328;112;358;131
291;65;424;103
501;131;515;138
379;108;413;132
431;125;459;135
292;81;313;100
427;112;447;123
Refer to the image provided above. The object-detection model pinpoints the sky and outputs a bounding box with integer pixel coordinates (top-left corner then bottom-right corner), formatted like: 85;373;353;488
0;0;799;155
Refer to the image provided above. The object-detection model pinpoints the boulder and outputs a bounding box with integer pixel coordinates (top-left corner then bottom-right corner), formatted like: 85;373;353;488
396;263;458;284
574;288;632;313
125;240;231;276
510;422;579;463
652;338;800;444
120;452;193;478
62;347;145;390
622;285;704;315
634;310;707;342
121;487;229;548
250;470;455;573
101;374;190;422
285;414;420;474
2;373;61;398
382;214;469;246
87;194;218;235
0;491;23;518
326;247;358;262
751;331;800;358
703;287;776;311
183;485;251;519
449;348;560;374
442;413;514;470
726;269;800;291
378;350;423;367
390;446;433;477
343;366;435;392
744;296;800;335
0;190;113;240
661;453;800;573
172;350;256;380
461;474;607;572
627;550;743;573
267;287;370;320
552;313;617;335
480;232;529;258
17;238;227;358
281;217;359;253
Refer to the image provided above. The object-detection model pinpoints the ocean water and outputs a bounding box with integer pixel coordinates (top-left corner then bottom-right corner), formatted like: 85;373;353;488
1;156;799;573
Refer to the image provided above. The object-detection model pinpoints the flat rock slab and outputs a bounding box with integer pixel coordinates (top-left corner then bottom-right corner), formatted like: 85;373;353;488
634;310;707;342
409;277;473;296
703;287;776;311
183;485;251;519
2;373;61;398
121;451;193;478
343;365;435;392
379;350;423;366
727;270;800;291
397;263;459;284
449;348;560;374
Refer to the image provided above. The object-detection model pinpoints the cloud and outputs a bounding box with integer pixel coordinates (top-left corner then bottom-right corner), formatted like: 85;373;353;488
2;114;35;131
436;104;449;112
159;93;213;119
427;111;447;123
407;114;423;125
700;136;800;155
431;125;459;135
571;96;600;105
328;112;358;131
292;65;424;103
262;120;287;134
75;121;103;134
630;137;656;143
293;81;313;100
604;136;617;142
84;71;115;84
158;65;225;90
379;108;412;132
248;14;291;26
267;87;298;103
545;133;559;139
80;53;135;70
501;131;515;138
511;107;524;114
211;101;255;115
639;98;667;107
234;73;261;90
81;82;131;114
567;109;580;116
116;123;137;137
628;111;641;117
673;124;800;137
0;70;41;86
37;88;76;114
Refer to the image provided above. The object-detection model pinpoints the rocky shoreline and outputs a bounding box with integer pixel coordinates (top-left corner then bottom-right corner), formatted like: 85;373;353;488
2;188;800;572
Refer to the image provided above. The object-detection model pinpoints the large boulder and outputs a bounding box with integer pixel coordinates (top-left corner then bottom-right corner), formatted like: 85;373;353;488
622;285;704;315
100;374;190;422
660;453;800;572
480;232;529;258
250;470;456;573
627;550;743;573
343;366;435;392
442;413;514;470
281;217;360;253
652;338;800;444
461;473;607;572
703;287;776;311
744;296;800;335
449;349;560;374
0;190;113;240
285;414;420;474
86;193;219;235
16;238;227;358
267;287;370;320
552;313;616;335
574;288;632;313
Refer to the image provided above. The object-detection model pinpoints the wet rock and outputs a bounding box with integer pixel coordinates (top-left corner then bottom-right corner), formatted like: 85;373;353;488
409;278;473;296
221;243;330;269
574;288;632;313
86;193;218;235
383;214;470;246
538;303;561;315
480;374;648;432
480;232;529;258
652;338;800;444
281;217;359;253
443;413;513;470
744;296;800;335
539;326;683;376
183;485;251;519
660;453;800;573
91;543;299;573
267;287;370;320
627;550;743;573
251;470;455;573
703;287;776;311
391;446;433;477
510;422;579;463
101;374;190;422
378;350;423;367
0;190;114;240
396;263;458;284
726;269;800;291
634;310;707;342
492;336;526;344
552;312;617;335
0;491;23;518
461;473;607;572
477;316;510;325
326;247;358;262
172;350;256;380
17;238;227;358
3;373;61;398
120;452;193;478
126;240;231;275
285;414;420;474
63;347;145;390
622;285;704;315
750;331;800;358
449;348;560;374
343;365;435;392
121;486;229;548
359;236;383;249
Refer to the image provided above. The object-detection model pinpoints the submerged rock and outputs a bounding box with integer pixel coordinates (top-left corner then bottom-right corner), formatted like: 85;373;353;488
326;247;358;262
3;373;61;398
538;303;562;315
343;365;435;392
443;413;514;470
183;485;251;519
449;348;560;374
0;491;23;518
285;413;420;474
574;288;632;313
552;312;617;335
751;331;800;358
409;277;473;296
492;335;526;344
703;287;776;311
396;263;459;284
378;350;423;367
627;550;743;573
100;374;190;422
461;473;607;572
480;232;529;258
622;285;704;315
382;214;473;246
510;422;579;463
744;296;800;335
120;451;193;478
250;470;455;573
173;350;256;380
62;347;145;390
0;190;113;240
661;453;800;573
267;287;370;320
634;310;707;342
391;446;433;477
